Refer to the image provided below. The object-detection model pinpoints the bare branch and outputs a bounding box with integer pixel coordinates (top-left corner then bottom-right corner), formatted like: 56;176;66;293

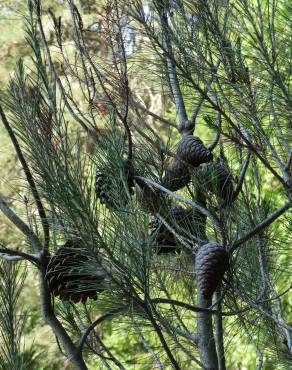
0;246;40;265
207;90;222;152
189;58;221;131
207;113;221;152
285;150;292;172
152;298;218;314
214;288;226;370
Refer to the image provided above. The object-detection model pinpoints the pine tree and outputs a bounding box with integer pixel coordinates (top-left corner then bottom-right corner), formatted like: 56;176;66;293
0;1;291;369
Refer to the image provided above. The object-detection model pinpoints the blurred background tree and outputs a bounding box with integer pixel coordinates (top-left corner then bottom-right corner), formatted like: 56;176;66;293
0;0;291;369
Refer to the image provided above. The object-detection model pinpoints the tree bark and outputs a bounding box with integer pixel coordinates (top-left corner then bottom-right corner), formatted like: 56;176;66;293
196;190;218;369
214;289;226;370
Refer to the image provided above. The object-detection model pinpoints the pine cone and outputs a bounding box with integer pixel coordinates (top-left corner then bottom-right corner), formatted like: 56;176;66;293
150;206;204;254
195;242;229;298
162;160;190;191
95;170;113;206
46;240;106;303
176;135;213;167
135;176;167;214
94;162;134;208
199;161;234;203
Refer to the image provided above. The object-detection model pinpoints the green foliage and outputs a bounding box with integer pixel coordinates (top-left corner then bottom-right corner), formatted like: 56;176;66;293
0;260;40;369
0;0;291;369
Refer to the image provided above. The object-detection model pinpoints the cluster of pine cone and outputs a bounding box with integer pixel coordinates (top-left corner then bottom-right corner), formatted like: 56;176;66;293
162;135;213;191
46;133;230;302
93;134;231;299
162;134;234;203
156;135;230;297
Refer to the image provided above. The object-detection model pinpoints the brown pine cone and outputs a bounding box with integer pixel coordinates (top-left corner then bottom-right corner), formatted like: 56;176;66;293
199;161;234;203
195;242;229;298
95;162;134;208
150;206;204;254
46;240;106;303
95;170;113;206
135;176;167;215
162;160;191;191
176;135;213;167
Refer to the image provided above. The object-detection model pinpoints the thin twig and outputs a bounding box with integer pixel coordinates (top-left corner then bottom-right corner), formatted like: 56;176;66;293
234;299;263;370
208;113;221;152
232;149;251;201
0;197;43;251
132;321;163;370
82;303;125;369
230;202;291;251
135;176;222;230
131;98;176;128
34;1;93;135
156;213;195;252
0;105;50;251
152;297;254;317
77;309;122;354
157;4;188;131
152;298;218;314
142;301;181;370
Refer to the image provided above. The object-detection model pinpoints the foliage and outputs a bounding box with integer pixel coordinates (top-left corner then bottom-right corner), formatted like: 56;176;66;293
0;0;291;369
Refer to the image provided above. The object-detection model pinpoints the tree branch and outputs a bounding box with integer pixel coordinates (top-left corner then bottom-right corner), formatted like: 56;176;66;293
214;288;226;370
77;309;123;355
38;264;88;369
0;246;40;265
157;4;188;132
0;104;50;252
232;149;251;201
135;176;222;231
230;202;291;251
207;112;221;152
152;298;218;314
196;292;218;369
0;197;43;251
